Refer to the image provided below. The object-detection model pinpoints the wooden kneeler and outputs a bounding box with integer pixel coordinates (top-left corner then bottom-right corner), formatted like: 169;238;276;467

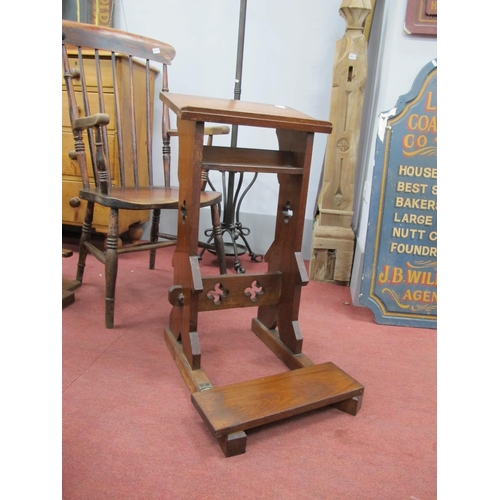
162;93;364;457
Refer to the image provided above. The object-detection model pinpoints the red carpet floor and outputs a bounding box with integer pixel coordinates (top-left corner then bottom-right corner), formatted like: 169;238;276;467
62;236;436;499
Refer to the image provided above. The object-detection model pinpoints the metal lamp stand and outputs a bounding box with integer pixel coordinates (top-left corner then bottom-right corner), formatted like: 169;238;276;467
202;0;263;274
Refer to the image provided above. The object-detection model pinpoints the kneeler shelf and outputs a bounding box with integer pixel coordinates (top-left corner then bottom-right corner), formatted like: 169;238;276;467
161;93;364;457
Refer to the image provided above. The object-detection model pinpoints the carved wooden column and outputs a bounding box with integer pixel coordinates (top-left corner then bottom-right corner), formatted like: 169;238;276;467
310;0;371;284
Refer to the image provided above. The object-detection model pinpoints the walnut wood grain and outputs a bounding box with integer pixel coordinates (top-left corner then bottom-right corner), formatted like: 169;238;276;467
79;186;221;209
62;20;175;64
197;272;283;311
191;362;364;437
160;93;332;134
202;146;303;175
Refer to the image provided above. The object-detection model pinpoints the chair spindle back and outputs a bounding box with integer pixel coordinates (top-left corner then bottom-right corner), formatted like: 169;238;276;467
62;20;176;193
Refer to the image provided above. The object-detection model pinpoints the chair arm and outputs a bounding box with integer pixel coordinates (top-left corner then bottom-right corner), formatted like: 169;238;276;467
204;125;230;136
167;125;230;137
72;113;110;132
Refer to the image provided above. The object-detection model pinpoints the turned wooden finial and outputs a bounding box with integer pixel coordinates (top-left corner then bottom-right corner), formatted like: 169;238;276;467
339;0;371;33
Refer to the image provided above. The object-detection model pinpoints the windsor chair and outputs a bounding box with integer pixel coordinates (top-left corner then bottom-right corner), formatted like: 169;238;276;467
62;20;227;328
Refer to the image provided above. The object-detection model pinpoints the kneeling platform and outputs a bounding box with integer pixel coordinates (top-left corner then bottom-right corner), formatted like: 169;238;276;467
192;362;363;456
166;319;364;457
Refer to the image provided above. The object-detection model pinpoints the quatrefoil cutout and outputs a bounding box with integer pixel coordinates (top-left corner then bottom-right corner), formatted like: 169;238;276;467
207;283;227;305
244;280;264;302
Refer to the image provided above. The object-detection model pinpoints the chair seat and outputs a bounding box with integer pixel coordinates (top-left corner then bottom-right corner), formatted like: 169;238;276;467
80;186;222;210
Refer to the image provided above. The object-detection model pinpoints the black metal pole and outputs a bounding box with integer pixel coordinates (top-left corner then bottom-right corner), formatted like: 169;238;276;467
201;0;262;272
232;0;247;143
224;0;247;229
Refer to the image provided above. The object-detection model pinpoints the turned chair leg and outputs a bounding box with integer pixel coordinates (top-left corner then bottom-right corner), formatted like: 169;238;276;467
105;208;120;329
149;208;161;270
76;202;94;283
211;204;227;275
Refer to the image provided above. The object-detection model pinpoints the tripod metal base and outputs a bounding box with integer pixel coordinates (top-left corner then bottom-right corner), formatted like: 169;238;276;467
201;224;263;274
207;242;246;257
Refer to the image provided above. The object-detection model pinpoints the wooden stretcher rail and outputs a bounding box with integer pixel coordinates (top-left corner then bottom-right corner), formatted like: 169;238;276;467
198;272;283;311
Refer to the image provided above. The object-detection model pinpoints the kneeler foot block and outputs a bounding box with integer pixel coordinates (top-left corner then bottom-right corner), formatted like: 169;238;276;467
62;278;80;309
217;431;247;457
192;362;364;457
62;249;81;309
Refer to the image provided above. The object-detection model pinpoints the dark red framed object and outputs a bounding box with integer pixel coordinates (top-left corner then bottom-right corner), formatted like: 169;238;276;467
404;0;437;36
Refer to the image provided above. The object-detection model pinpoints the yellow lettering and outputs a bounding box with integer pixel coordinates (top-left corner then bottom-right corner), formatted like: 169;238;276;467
427;115;437;133
407;269;422;284
378;265;390;284
378;265;404;284
406;270;437;286
392;267;404;283
401;289;438;303
398;166;437;179
392;227;426;239
396;182;428;194
395;197;436;211
408;114;419;130
407;113;437;133
394;212;433;225
403;134;415;149
425;91;437;111
417;115;429;131
389;243;437;257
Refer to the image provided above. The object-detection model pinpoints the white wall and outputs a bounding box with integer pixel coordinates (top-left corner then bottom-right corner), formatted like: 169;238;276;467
113;0;436;278
114;0;345;255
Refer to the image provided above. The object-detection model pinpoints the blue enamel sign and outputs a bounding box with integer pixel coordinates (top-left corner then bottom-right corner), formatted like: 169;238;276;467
360;60;437;328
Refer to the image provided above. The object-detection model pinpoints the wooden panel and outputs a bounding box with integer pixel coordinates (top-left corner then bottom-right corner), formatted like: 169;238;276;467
202;146;302;175
198;272;283;311
191;362;364;437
